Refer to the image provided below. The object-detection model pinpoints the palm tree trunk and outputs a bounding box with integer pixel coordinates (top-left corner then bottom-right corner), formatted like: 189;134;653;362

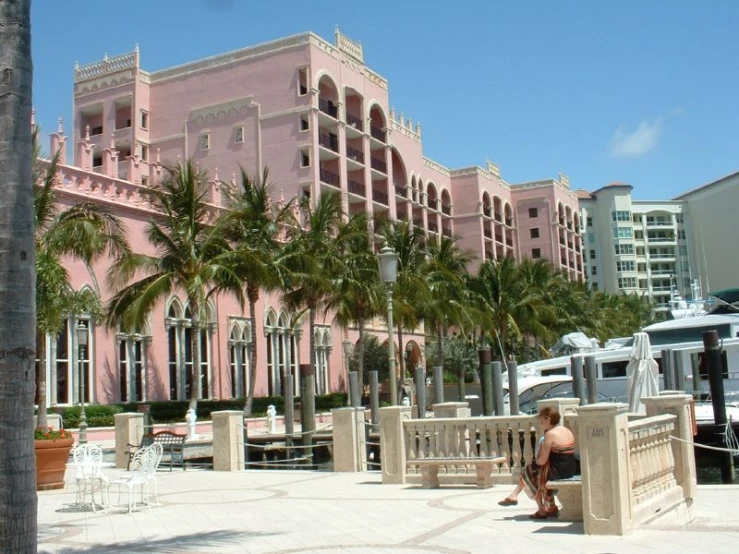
357;316;365;387
244;286;259;416
36;333;48;430
0;1;38;550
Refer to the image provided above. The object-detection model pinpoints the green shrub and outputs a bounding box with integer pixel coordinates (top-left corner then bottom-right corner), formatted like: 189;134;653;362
61;404;123;428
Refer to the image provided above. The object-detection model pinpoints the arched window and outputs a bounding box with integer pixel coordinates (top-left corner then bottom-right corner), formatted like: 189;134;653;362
314;327;332;395
117;321;151;402
229;318;252;398
265;310;300;396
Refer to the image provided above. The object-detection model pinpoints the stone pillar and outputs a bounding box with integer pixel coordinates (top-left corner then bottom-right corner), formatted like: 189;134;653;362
642;394;697;506
114;413;144;469
577;403;631;535
332;407;367;472
212;410;245;472
537;398;580;424
432;402;470;418
380;405;412;484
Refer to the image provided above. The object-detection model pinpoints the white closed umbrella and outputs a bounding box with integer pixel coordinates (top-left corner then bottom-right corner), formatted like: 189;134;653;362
626;332;660;413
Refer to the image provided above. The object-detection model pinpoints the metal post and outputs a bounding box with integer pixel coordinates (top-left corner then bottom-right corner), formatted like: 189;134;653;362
508;360;519;416
584;355;598;405
702;331;734;483
479;347;493;416
491;361;504;416
414;367;426;419
386;285;398;405
571;356;585;406
661;349;674;391
78;343;88;444
691;353;702;397
673;350;686;392
433;366;444;405
369;370;380;425
349;371;361;408
457;362;466;403
284;374;294;459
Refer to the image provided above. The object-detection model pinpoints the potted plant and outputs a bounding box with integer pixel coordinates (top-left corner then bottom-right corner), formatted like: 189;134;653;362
34;427;74;490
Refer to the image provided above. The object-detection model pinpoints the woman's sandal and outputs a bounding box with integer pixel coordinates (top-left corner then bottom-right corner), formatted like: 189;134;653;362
498;498;518;506
529;511;549;519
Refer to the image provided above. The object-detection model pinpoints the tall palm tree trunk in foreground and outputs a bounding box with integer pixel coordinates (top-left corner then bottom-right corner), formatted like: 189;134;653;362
0;1;38;551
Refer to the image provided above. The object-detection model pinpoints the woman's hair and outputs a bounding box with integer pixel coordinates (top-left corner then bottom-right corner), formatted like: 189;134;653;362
538;407;561;426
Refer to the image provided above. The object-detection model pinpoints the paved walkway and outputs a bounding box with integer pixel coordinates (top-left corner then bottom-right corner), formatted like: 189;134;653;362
38;469;739;554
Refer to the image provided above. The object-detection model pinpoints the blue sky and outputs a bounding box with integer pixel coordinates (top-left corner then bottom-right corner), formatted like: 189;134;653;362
31;0;739;199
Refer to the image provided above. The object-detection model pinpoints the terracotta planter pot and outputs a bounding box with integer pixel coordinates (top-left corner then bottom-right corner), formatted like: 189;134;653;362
35;437;74;491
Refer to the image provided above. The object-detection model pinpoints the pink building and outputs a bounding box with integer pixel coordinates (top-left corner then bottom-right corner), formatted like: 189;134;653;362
40;29;583;408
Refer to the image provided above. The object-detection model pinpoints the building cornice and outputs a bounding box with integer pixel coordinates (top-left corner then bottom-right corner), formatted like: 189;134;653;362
673;170;739;200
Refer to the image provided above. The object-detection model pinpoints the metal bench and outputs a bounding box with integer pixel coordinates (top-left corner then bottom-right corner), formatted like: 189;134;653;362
410;457;507;489
127;431;186;471
546;475;582;520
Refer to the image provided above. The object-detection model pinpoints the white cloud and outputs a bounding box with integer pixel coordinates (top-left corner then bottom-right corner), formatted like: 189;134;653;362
610;120;661;158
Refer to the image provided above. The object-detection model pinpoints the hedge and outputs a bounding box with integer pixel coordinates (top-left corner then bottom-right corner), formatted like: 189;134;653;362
59;392;348;428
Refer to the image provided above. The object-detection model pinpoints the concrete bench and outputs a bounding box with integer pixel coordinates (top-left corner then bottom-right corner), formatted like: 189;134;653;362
546;475;582;520
410;457;507;489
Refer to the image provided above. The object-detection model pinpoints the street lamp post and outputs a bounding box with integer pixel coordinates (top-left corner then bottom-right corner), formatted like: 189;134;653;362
343;339;354;406
378;243;399;406
76;321;88;444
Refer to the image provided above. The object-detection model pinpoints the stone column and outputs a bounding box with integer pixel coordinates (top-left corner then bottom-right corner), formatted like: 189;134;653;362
380;405;412;484
332;407;367;472
642;394;697;506
577;403;631;535
536;398;581;433
114;413;144;469
212;410;245;472
432;402;470;418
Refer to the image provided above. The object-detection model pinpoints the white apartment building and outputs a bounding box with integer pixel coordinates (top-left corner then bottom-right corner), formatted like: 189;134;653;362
578;183;693;314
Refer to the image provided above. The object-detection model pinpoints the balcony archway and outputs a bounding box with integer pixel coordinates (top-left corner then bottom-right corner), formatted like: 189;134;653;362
317;73;339;119
368;104;387;143
440;189;452;217
426;182;438;211
493;196;503;222
391;148;408;201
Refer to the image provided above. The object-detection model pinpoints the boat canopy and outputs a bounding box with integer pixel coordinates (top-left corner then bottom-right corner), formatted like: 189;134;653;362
709;288;739;314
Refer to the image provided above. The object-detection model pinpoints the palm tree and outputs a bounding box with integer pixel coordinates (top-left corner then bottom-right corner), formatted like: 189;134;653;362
221;168;295;416
422;236;474;374
34;130;129;430
328;212;381;387
283;191;361;389
106;161;243;414
0;1;36;550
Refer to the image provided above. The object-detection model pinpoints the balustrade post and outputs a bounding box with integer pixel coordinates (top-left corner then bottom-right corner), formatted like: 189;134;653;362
577;403;631;535
379;405;412;484
432;402;470;418
114;413;144;469
642;394;697;507
332;407;367;472
212;410;245;471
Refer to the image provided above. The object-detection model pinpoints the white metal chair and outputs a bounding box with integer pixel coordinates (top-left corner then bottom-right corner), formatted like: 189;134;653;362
108;442;163;513
71;444;108;511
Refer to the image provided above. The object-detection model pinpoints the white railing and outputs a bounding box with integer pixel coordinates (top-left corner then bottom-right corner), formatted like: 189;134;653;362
404;415;537;480
75;51;137;82
627;414;678;507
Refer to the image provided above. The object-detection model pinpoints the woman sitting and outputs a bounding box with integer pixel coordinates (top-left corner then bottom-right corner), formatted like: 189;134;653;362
501;407;576;519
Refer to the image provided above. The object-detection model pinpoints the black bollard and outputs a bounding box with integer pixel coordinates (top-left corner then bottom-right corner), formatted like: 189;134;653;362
369;370;380;425
349;371;361;408
299;364;316;466
571;356;585;405
433;366;444;405
414;367;426;419
508;360;520;416
284;374;294;459
479;347;493;416
661;349;674;391
491;361;505;416
702;331;734;484
584;355;598;405
673;350;686;392
457;364;466;403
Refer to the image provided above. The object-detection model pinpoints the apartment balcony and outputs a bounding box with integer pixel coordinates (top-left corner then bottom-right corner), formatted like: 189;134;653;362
505;217;513;227
318;132;339;155
348;179;365;197
441;205;451;216
372;188;389;206
646;221;673;228
90;125;104;137
647;237;676;244
494;212;503;223
485;250;494;260
370;125;386;143
319;168;340;188
345;113;364;136
483;207;492;218
413;218;423;228
484;228;492;239
442;227;452;238
395;185;407;198
318;98;338;119
370;156;387;177
345;145;364;171
506;238;514;247
495;233;503;243
428;221;438;233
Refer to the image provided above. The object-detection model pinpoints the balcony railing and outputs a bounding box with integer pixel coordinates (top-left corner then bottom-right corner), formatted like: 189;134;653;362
428;222;438;233
506;238;513;247
348;179;365;196
505;217;513;226
442;227;452;237
319;168;340;187
370;126;386;142
413;218;423;227
495;234;503;243
319;132;339;152
346;145;364;163
373;189;389;205
90;126;104;136
485;250;494;260
318;98;338;118
483;207;492;218
494;213;502;222
370;157;387;173
395;185;407;197
484;229;492;239
441;205;451;216
346;113;363;131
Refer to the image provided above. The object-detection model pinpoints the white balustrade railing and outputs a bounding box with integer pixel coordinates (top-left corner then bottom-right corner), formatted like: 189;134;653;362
627;414;678;507
404;415;537;479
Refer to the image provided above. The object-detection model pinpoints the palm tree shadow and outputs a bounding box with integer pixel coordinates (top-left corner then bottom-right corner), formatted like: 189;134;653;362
39;529;281;553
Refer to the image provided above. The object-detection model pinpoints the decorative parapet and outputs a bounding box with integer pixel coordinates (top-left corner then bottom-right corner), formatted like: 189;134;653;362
449;165;511;190
335;26;363;63
422;157;450;177
75;47;138;82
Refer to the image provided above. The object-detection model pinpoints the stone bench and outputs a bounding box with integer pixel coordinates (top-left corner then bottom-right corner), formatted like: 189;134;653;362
410;457;507;489
546;475;582;520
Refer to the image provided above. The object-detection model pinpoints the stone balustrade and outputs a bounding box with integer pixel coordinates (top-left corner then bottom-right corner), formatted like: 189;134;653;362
628;414;678;506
